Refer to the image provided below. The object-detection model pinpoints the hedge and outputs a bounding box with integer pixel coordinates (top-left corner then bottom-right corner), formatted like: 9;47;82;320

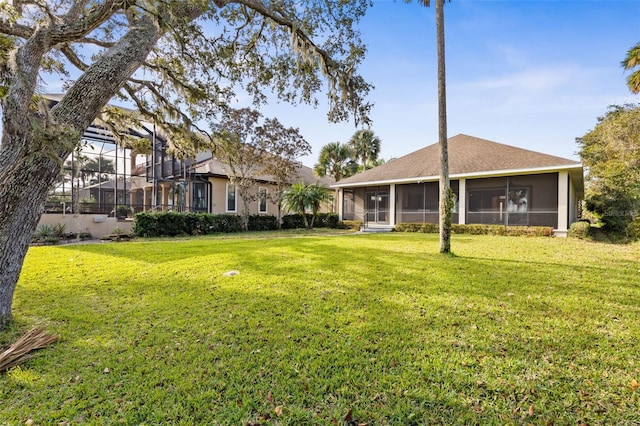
247;214;279;231
568;221;591;239
133;212;247;237
395;222;555;237
132;211;339;237
281;213;339;229
338;220;363;231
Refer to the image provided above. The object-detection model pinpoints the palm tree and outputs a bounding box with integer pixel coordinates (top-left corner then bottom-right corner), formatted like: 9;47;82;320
282;182;333;229
282;181;312;228
622;41;640;93
411;0;451;253
367;157;391;169
348;129;381;172
306;183;333;228
314;142;358;182
435;0;451;254
85;156;116;184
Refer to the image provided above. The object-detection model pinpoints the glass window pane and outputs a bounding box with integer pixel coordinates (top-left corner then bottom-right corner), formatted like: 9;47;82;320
227;184;236;212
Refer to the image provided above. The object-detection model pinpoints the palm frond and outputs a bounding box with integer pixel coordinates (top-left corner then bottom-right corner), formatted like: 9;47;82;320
0;327;59;373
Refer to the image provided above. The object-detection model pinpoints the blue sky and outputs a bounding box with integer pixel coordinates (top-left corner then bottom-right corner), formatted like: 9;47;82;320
260;0;640;167
17;1;639;168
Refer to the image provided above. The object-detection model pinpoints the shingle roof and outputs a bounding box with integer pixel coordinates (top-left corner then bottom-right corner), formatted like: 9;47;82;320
194;155;333;186
336;134;581;186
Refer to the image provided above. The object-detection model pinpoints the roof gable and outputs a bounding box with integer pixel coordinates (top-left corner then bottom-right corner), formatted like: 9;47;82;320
337;134;581;185
194;154;333;186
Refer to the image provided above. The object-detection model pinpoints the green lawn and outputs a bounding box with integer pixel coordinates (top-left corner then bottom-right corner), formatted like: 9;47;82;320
2;233;639;425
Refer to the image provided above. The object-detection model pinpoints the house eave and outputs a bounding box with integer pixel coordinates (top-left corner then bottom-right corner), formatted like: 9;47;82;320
332;164;583;189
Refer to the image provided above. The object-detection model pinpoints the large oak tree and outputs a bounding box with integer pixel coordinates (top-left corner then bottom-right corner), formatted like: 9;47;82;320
0;0;372;327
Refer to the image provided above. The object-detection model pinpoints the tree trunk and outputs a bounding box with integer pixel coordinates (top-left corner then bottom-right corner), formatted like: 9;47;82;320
436;0;451;254
0;154;62;328
277;201;283;229
0;16;164;328
301;205;309;229
241;195;250;231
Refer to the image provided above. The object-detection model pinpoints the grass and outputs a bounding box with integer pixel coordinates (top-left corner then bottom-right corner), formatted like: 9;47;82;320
1;233;639;425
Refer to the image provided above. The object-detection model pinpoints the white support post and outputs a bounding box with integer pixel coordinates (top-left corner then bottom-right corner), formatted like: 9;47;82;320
389;184;396;227
458;179;466;225
557;171;569;237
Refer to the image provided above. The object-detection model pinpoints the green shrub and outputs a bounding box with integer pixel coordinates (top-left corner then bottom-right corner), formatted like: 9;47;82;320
52;223;67;238
32;224;65;244
314;213;328;228
396;223;423;233
626;216;640;241
109;227;121;236
421;223;439;233
34;224;55;239
248;215;279;231
396;222;555;237
209;214;243;233
326;213;340;229
181;213;203;235
158;212;186;236
395;223;439;233
462;224;491;235
312;213;336;228
133;212;246;236
132;212;160;237
524;226;555;237
568;221;591;239
338;220;363;231
115;205;132;218
281;213;338;229
282;214;310;229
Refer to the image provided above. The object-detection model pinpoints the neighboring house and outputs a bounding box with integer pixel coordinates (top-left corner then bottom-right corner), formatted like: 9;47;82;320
130;150;331;216
333;134;584;237
42;93;331;219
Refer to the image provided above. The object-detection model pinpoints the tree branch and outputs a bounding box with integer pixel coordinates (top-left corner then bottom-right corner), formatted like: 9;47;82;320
49;0;131;45
59;45;89;71
234;0;339;75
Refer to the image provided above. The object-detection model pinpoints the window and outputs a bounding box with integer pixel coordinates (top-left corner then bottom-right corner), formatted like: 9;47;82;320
258;187;267;213
343;189;355;219
192;182;207;212
226;183;237;212
466;174;558;227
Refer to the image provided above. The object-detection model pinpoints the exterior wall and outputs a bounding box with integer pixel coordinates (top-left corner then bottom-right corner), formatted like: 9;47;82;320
342;172;564;229
208;177;279;216
38;214;133;239
210;176;230;214
131;174;329;218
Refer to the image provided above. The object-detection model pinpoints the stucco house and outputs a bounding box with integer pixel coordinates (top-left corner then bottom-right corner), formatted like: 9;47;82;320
43;93;329;219
333;134;584;237
40;95;331;236
129;150;329;216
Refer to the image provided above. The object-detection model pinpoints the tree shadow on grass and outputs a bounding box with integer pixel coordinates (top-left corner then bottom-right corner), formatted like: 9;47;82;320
12;236;640;423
